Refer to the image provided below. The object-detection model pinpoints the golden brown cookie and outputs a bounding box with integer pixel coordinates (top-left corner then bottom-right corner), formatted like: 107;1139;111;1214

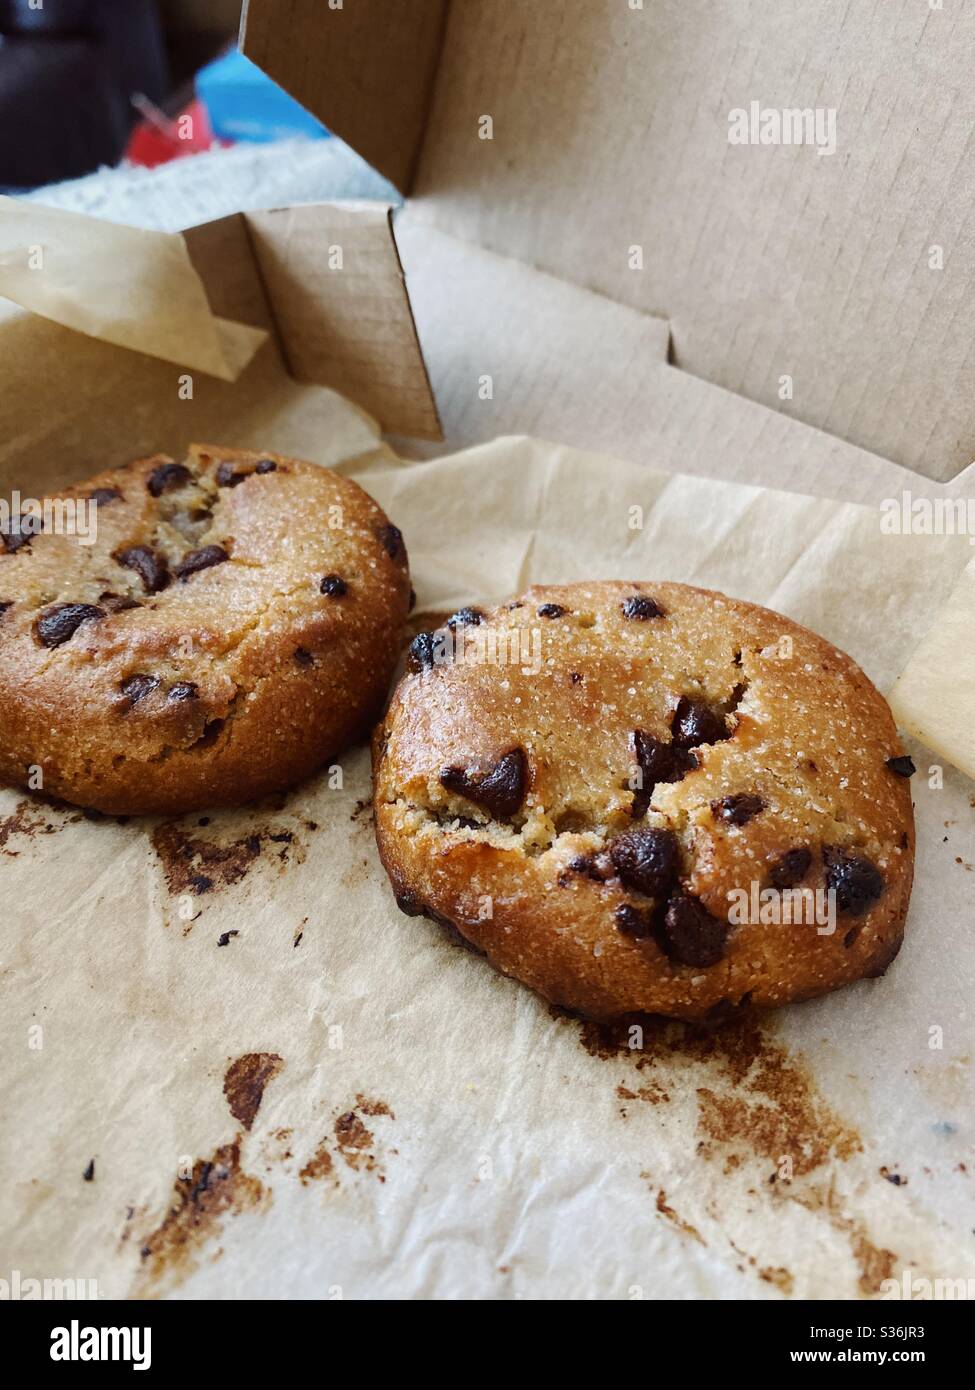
0;445;410;814
373;582;915;1021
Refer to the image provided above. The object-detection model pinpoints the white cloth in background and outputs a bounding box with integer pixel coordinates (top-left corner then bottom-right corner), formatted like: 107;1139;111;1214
23;135;399;231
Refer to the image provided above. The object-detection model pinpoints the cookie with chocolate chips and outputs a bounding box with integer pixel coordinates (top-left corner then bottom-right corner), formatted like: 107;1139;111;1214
0;444;410;813
372;581;914;1021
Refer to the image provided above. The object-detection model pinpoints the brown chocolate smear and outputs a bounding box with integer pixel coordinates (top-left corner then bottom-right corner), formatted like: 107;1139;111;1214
150;823;299;896
223;1053;283;1131
332;1096;393;1176
299;1143;335;1186
137;1138;265;1285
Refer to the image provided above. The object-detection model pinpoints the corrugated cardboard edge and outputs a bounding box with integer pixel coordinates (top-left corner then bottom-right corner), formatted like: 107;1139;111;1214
242;202;441;442
240;0;448;193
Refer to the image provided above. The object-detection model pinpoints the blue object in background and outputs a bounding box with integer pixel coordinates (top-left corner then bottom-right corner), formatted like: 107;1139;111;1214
196;50;329;145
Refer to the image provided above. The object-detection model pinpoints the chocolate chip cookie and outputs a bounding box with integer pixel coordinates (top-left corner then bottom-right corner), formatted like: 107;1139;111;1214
373;582;915;1021
0;445;410;814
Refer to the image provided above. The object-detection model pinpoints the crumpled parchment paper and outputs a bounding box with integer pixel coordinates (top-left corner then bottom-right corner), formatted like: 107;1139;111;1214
2;432;973;1301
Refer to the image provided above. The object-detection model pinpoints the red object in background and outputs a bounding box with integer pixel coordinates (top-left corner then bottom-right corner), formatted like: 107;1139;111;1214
124;96;227;169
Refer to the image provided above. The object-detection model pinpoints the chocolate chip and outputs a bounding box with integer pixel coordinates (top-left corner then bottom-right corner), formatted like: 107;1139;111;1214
885;755;916;778
711;793;765;826
769;846;812;889
87;487;122;505
34;603;104;648
115;545;169;593
217;930;238;947
168;682;198;702
621;595;665;620
319;574;348;597
1;516;38;553
570;672;583;684
609;828;681;898
671;697;730;749
447;607;483;628
631;729;697;815
657;895;729;967
824;848;884;917
439;747;527;820
118;673;159;707
98;591;141;613
569;851;615;882
147;462;191;497
83;1159;95;1182
173;545;229;580
407;630;446;672
216;461;247;488
614;903;652;938
537;603;566;618
377;524;404;559
254;458;277;475
294;647;314;666
395;892;425;917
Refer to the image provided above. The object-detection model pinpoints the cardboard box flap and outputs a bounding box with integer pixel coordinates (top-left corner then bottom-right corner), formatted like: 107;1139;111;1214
240;0;447;192
244;203;441;441
393;215;946;508
245;0;975;483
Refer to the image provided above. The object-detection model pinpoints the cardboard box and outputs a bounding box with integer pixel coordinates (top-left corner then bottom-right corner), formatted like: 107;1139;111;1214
242;0;975;495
